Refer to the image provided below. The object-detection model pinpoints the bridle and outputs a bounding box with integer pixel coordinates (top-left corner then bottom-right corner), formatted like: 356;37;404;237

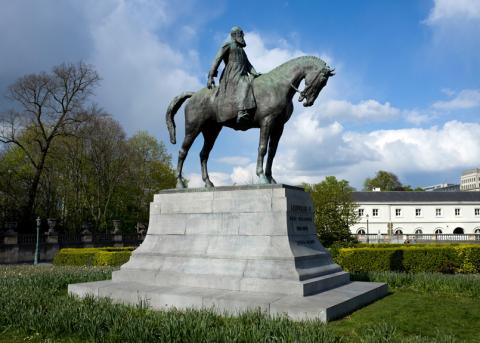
289;68;326;100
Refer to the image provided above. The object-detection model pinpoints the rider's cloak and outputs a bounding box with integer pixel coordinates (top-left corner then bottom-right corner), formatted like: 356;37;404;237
208;40;257;122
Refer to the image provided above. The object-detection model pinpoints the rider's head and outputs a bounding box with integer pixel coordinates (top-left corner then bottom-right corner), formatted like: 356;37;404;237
230;26;246;47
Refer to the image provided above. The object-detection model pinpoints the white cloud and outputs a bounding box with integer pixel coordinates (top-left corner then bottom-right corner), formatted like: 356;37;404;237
87;1;202;137
244;32;308;73
244;32;333;74
230;164;257;185
187;172;231;188
230;108;480;188
0;0;203;144
319;99;400;121
350;121;480;171
404;110;432;125
426;0;480;24
432;89;480;110
216;156;251;166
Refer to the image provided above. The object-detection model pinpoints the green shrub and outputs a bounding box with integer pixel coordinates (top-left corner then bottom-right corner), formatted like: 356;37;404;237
94;250;132;266
53;247;135;267
335;245;480;274
351;271;480;297
1;266;474;342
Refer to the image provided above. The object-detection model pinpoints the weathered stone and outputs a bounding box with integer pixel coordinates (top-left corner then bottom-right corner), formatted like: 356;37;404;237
69;185;387;321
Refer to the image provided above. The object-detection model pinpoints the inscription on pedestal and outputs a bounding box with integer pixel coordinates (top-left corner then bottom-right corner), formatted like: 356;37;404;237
289;203;314;234
295;239;315;245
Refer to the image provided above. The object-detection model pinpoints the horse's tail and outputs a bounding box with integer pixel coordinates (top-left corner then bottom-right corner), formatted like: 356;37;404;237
166;92;194;144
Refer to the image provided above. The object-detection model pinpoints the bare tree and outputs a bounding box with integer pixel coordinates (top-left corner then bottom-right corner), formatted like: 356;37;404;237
0;62;100;227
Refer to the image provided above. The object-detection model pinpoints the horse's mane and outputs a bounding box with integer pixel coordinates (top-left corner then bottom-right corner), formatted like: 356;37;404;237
267;56;326;75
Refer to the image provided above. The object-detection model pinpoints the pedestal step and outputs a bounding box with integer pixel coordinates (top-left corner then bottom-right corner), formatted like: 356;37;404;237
68;280;388;322
112;268;350;296
68;184;387;320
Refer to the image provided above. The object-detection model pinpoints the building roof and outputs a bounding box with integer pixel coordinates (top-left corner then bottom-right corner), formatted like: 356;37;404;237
352;191;480;203
462;168;480;176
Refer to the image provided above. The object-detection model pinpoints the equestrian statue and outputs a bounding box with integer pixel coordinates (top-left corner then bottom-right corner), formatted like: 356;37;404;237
166;26;335;188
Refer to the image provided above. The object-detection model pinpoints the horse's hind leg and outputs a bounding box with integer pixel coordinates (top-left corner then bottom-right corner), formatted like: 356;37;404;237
256;120;272;184
200;123;222;188
265;124;284;184
176;127;200;188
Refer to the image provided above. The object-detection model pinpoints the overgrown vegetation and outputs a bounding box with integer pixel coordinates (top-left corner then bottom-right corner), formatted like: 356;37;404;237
304;176;358;247
53;247;135;266
351;271;480;298
363;170;424;191
0;63;176;233
1;265;479;342
335;244;480;273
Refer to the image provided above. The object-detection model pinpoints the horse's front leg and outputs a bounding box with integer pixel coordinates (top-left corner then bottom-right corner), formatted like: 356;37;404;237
256;121;272;184
176;129;200;188
200;124;221;188
265;124;284;184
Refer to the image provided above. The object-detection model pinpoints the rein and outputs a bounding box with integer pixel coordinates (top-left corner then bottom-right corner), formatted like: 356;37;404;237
290;83;302;94
288;68;324;96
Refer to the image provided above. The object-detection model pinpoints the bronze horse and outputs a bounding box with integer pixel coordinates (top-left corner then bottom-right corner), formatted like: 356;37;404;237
166;56;334;188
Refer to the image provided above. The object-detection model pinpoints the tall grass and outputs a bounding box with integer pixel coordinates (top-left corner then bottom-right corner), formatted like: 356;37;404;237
351;271;480;297
0;266;474;342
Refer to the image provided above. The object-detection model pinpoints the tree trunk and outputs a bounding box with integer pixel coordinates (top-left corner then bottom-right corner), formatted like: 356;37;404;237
21;150;48;232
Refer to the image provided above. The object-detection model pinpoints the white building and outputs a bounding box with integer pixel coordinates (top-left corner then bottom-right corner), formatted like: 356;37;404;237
460;169;480;191
351;192;480;236
422;183;459;192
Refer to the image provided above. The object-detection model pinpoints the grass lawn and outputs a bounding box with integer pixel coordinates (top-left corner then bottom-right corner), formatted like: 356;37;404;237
330;290;480;342
1;265;479;342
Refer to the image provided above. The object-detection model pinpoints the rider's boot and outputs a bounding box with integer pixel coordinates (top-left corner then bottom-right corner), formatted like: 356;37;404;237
236;110;250;125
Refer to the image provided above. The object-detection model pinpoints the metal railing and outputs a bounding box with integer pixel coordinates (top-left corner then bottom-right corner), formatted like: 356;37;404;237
354;233;480;244
1;231;144;247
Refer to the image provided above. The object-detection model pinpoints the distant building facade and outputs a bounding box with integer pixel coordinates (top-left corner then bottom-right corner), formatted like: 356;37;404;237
351;192;480;235
460;169;480;191
423;183;460;192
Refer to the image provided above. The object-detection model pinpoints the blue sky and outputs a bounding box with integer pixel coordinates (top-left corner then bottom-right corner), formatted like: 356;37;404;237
1;0;479;189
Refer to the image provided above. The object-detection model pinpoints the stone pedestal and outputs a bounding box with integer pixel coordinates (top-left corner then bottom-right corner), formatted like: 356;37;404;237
46;233;59;244
80;230;93;248
3;232;18;245
112;234;123;247
69;185;386;321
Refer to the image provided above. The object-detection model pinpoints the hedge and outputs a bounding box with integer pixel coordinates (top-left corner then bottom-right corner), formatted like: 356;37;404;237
53;247;135;267
335;245;480;274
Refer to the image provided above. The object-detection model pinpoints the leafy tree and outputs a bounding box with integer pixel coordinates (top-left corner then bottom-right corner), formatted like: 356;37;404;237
363;170;402;191
0;63;177;233
0;62;100;227
304;176;358;247
122;131;176;225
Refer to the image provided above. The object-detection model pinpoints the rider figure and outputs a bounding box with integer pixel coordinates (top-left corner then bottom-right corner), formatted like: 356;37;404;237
207;26;260;125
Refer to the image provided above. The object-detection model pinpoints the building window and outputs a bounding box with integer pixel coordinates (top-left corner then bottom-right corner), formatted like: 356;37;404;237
475;208;480;216
395;208;401;217
372;209;378;217
455;208;460;216
358;208;364;217
394;229;403;235
357;229;366;235
415;229;423;235
475;228;480;234
415;208;421;217
435;228;443;234
435;208;442;216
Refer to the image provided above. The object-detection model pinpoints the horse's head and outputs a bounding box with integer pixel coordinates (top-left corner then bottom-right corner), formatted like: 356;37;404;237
298;65;335;107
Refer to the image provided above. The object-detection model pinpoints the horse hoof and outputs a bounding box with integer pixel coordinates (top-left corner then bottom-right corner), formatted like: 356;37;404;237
176;178;187;189
258;175;269;184
268;176;277;184
205;180;215;188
